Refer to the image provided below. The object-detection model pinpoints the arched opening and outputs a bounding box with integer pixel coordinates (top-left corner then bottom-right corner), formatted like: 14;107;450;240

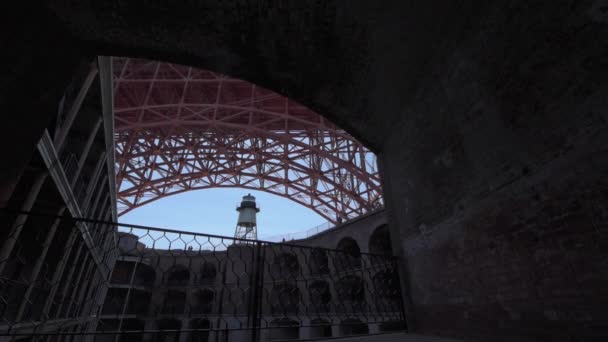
340;319;369;336
308;280;331;313
270;284;300;314
166;265;190;286
310;248;329;275
336;237;362;271
102;288;127;315
134;263;156;286
270;252;300;279
111;261;156;286
162;290;186;314
369;224;392;256
110;261;135;284
373;270;402;313
269;318;299;341
156;319;182;342
191;289;214;314
197;262;217;284
335;275;366;313
309;318;332;338
126;289;151;315
189;319;211;342
226;287;250;314
373;270;401;299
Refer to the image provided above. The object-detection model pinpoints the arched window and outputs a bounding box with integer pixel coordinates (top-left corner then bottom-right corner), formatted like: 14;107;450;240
336;275;365;313
269;318;299;341
190;319;211;342
198;262;217;284
162;290;186;314
308;280;331;313
373;270;401;313
111;261;135;284
270;252;299;279
340;318;368;336
336;237;361;271
310;248;329;275
369;224;393;259
373;270;400;299
126;289;151;315
134;263;156;286
166;265;190;286
191;289;214;314
270;284;300;314
102;288;128;315
226;287;250;314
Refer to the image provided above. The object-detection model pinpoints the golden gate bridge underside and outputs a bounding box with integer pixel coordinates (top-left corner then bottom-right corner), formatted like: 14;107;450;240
114;58;383;223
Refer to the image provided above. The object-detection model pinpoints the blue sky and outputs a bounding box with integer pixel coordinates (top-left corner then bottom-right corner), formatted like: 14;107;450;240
119;188;326;240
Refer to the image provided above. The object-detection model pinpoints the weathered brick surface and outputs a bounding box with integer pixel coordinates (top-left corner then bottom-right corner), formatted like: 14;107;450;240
2;1;607;340
379;1;608;339
391;156;608;340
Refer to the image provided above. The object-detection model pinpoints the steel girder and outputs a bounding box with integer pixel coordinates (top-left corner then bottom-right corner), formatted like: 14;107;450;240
113;58;383;223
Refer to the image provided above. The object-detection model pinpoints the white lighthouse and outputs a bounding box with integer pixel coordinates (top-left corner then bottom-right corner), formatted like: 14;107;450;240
233;194;260;240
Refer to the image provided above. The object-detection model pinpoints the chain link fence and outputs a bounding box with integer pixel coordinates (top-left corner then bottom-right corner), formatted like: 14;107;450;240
0;210;406;341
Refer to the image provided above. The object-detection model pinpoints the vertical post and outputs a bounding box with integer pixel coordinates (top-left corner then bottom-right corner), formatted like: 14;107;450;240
85;174;108;218
76;264;101;318
41;224;79;321
53;241;86;318
0;171;48;275
14;207;67;321
83;225;116;342
60;254;91;318
394;257;408;331
114;256;142;342
67;258;96;318
54;65;99;153
81;153;107;211
70;118;103;188
97;56;118;222
248;242;265;342
84;176;107;220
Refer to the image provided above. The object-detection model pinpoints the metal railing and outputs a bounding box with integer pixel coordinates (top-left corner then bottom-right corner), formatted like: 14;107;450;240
0;209;406;341
260;208;386;243
260;221;333;243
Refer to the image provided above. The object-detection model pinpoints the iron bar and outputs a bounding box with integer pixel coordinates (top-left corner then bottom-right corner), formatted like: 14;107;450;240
14;206;67;322
54;64;99;153
70;118;103;188
0;171;48;275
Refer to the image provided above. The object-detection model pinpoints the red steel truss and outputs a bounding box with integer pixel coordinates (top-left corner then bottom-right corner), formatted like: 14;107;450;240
113;58;383;223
